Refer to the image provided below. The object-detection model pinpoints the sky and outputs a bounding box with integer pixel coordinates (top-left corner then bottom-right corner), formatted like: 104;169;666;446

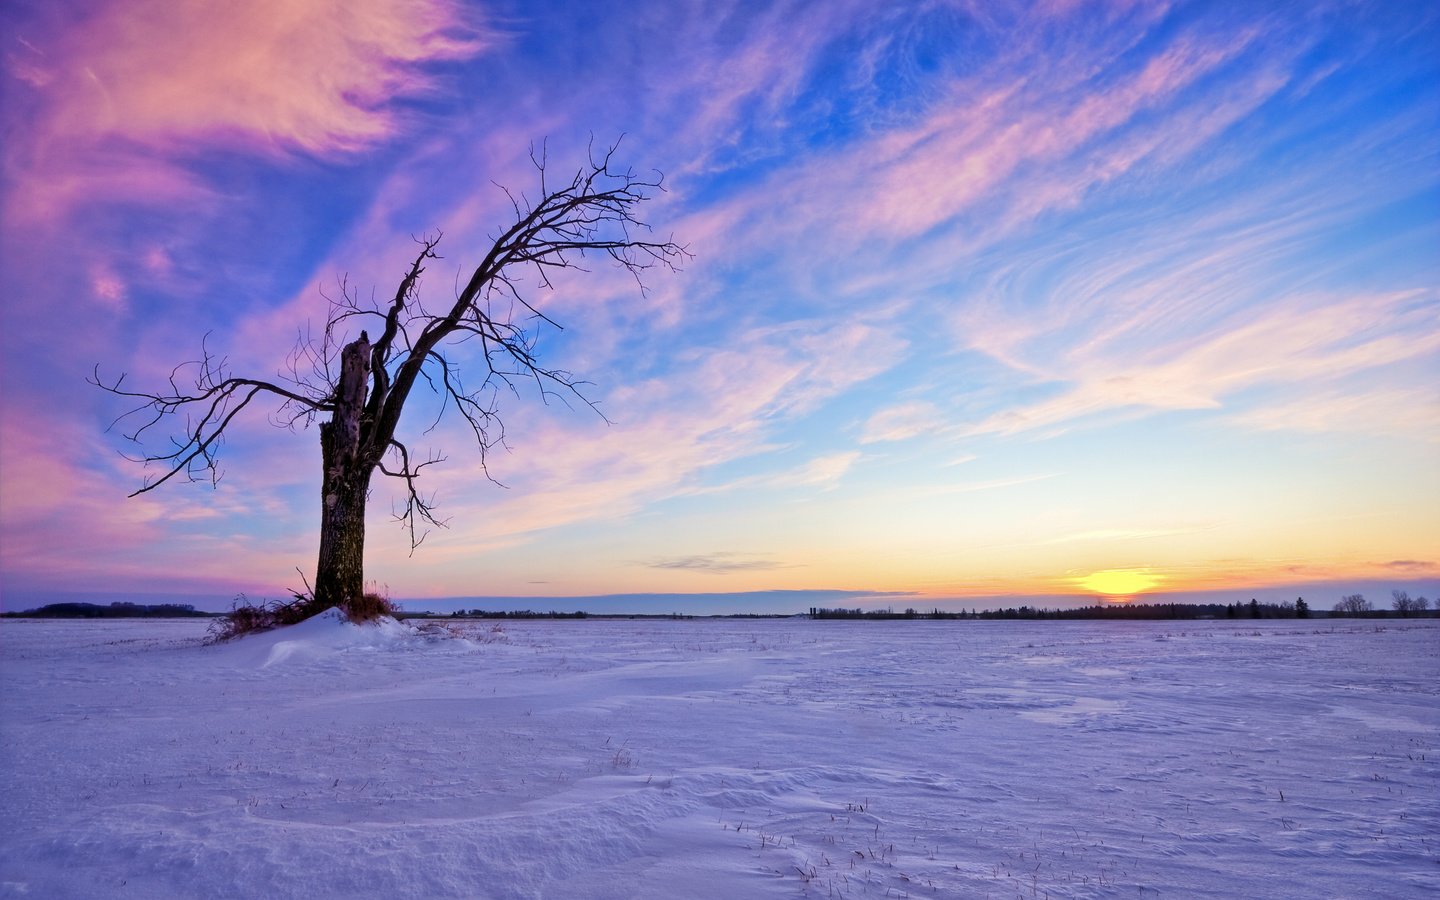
1;0;1436;614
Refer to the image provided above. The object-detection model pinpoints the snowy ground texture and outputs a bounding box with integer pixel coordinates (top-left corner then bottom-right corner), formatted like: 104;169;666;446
1;615;1436;899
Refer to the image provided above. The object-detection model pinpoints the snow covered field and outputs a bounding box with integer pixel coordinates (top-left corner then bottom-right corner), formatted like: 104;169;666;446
1;615;1436;899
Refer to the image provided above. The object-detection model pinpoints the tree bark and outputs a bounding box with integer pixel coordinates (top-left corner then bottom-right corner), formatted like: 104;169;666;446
313;333;373;610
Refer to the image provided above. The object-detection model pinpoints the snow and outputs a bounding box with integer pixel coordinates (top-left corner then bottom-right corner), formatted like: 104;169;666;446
1;616;1436;898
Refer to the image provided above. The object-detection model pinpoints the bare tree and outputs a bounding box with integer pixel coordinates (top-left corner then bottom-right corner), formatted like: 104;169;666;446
1391;589;1415;616
1333;594;1372;616
93;143;687;617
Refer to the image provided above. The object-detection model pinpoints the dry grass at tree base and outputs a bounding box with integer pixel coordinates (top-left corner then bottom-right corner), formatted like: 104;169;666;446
208;591;397;642
343;590;398;623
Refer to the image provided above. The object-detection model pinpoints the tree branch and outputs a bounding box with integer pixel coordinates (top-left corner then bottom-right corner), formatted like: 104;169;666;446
377;439;449;551
96;139;684;561
90;341;329;495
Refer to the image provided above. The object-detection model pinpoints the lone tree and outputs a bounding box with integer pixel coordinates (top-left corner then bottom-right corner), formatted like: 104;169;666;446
93;144;686;619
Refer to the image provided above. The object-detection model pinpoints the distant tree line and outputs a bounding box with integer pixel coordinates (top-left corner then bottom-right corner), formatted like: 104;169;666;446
3;601;215;619
445;609;592;619
811;596;1435;621
809;603;1298;620
1334;591;1433;617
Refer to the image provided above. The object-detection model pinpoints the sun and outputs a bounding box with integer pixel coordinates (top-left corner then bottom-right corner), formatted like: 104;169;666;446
1079;569;1161;599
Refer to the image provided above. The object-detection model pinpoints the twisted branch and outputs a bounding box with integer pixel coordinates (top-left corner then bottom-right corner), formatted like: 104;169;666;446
94;139;689;549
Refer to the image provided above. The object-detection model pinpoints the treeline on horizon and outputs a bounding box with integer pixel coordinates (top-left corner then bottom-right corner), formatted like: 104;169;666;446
808;598;1433;620
442;609;593;619
2;601;216;619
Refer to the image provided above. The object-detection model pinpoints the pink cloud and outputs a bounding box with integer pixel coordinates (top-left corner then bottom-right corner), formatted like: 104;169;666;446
843;34;1253;242
693;451;865;497
860;401;947;444
0;401;317;595
965;290;1440;438
88;265;127;311
992;65;1291;235
659;11;1264;286
0;408;172;588
3;0;487;225
636;0;873;181
1225;387;1440;438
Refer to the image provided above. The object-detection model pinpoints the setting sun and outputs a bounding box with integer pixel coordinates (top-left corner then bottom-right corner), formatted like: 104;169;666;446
1080;570;1161;598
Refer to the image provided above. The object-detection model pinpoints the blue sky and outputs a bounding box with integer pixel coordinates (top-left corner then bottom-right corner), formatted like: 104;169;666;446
1;0;1436;613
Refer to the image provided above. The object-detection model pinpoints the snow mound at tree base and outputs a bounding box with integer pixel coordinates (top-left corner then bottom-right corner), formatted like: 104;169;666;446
213;607;436;668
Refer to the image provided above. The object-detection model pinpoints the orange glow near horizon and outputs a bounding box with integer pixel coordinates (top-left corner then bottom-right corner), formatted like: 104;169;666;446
1079;570;1161;600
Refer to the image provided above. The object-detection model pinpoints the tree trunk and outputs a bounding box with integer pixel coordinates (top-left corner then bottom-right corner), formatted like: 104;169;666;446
313;333;373;610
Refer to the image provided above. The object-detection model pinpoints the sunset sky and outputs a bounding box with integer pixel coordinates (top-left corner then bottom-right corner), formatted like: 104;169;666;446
1;0;1436;613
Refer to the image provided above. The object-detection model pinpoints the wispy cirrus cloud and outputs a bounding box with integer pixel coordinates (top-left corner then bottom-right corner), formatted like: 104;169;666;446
1381;560;1436;575
1225;386;1440;439
970;290;1438;437
2;0;487;224
646;553;790;575
695;451;865;497
860;401;946;444
687;4;1271;270
939;74;1440;441
0;406;307;595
